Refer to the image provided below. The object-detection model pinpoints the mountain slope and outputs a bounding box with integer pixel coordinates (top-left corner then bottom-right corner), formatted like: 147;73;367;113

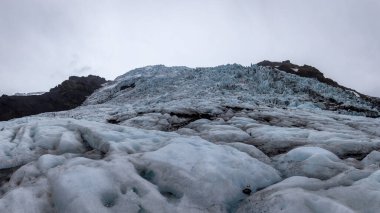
0;63;380;212
85;63;378;118
258;60;380;111
0;75;106;121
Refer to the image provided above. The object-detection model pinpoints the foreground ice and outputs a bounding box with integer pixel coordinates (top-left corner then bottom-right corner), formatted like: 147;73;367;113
0;118;280;212
1;64;380;212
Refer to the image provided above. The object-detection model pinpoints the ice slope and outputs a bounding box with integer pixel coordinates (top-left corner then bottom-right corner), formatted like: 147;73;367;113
84;64;379;117
1;64;380;212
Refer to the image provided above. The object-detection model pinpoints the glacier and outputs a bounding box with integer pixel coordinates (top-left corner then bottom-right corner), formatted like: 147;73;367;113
0;64;380;212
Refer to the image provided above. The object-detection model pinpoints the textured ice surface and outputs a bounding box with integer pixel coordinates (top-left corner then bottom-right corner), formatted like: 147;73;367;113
1;64;380;212
273;147;351;179
237;169;380;213
0;118;280;212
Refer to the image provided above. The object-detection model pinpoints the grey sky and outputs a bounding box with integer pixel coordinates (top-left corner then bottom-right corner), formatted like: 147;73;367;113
0;0;379;97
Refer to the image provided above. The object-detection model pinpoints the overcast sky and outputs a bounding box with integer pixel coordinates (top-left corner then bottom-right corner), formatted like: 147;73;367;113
0;0;379;96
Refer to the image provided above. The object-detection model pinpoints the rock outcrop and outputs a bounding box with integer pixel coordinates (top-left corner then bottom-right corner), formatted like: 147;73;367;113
258;60;380;115
0;75;106;121
258;60;347;89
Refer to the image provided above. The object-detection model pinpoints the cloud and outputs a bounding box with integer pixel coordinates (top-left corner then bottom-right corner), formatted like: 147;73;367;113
73;66;92;75
0;0;379;96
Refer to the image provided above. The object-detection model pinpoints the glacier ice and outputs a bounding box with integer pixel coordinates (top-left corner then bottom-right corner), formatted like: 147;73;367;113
0;118;280;212
1;64;380;212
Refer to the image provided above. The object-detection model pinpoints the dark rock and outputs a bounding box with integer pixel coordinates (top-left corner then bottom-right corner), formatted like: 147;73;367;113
107;117;120;124
257;60;380;116
242;187;252;195
120;82;135;91
0;75;106;121
257;60;340;88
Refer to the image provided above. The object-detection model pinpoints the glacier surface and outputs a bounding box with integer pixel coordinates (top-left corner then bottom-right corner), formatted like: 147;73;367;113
1;64;380;212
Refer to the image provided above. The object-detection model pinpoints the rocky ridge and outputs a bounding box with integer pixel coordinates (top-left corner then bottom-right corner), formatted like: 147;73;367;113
0;75;107;121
